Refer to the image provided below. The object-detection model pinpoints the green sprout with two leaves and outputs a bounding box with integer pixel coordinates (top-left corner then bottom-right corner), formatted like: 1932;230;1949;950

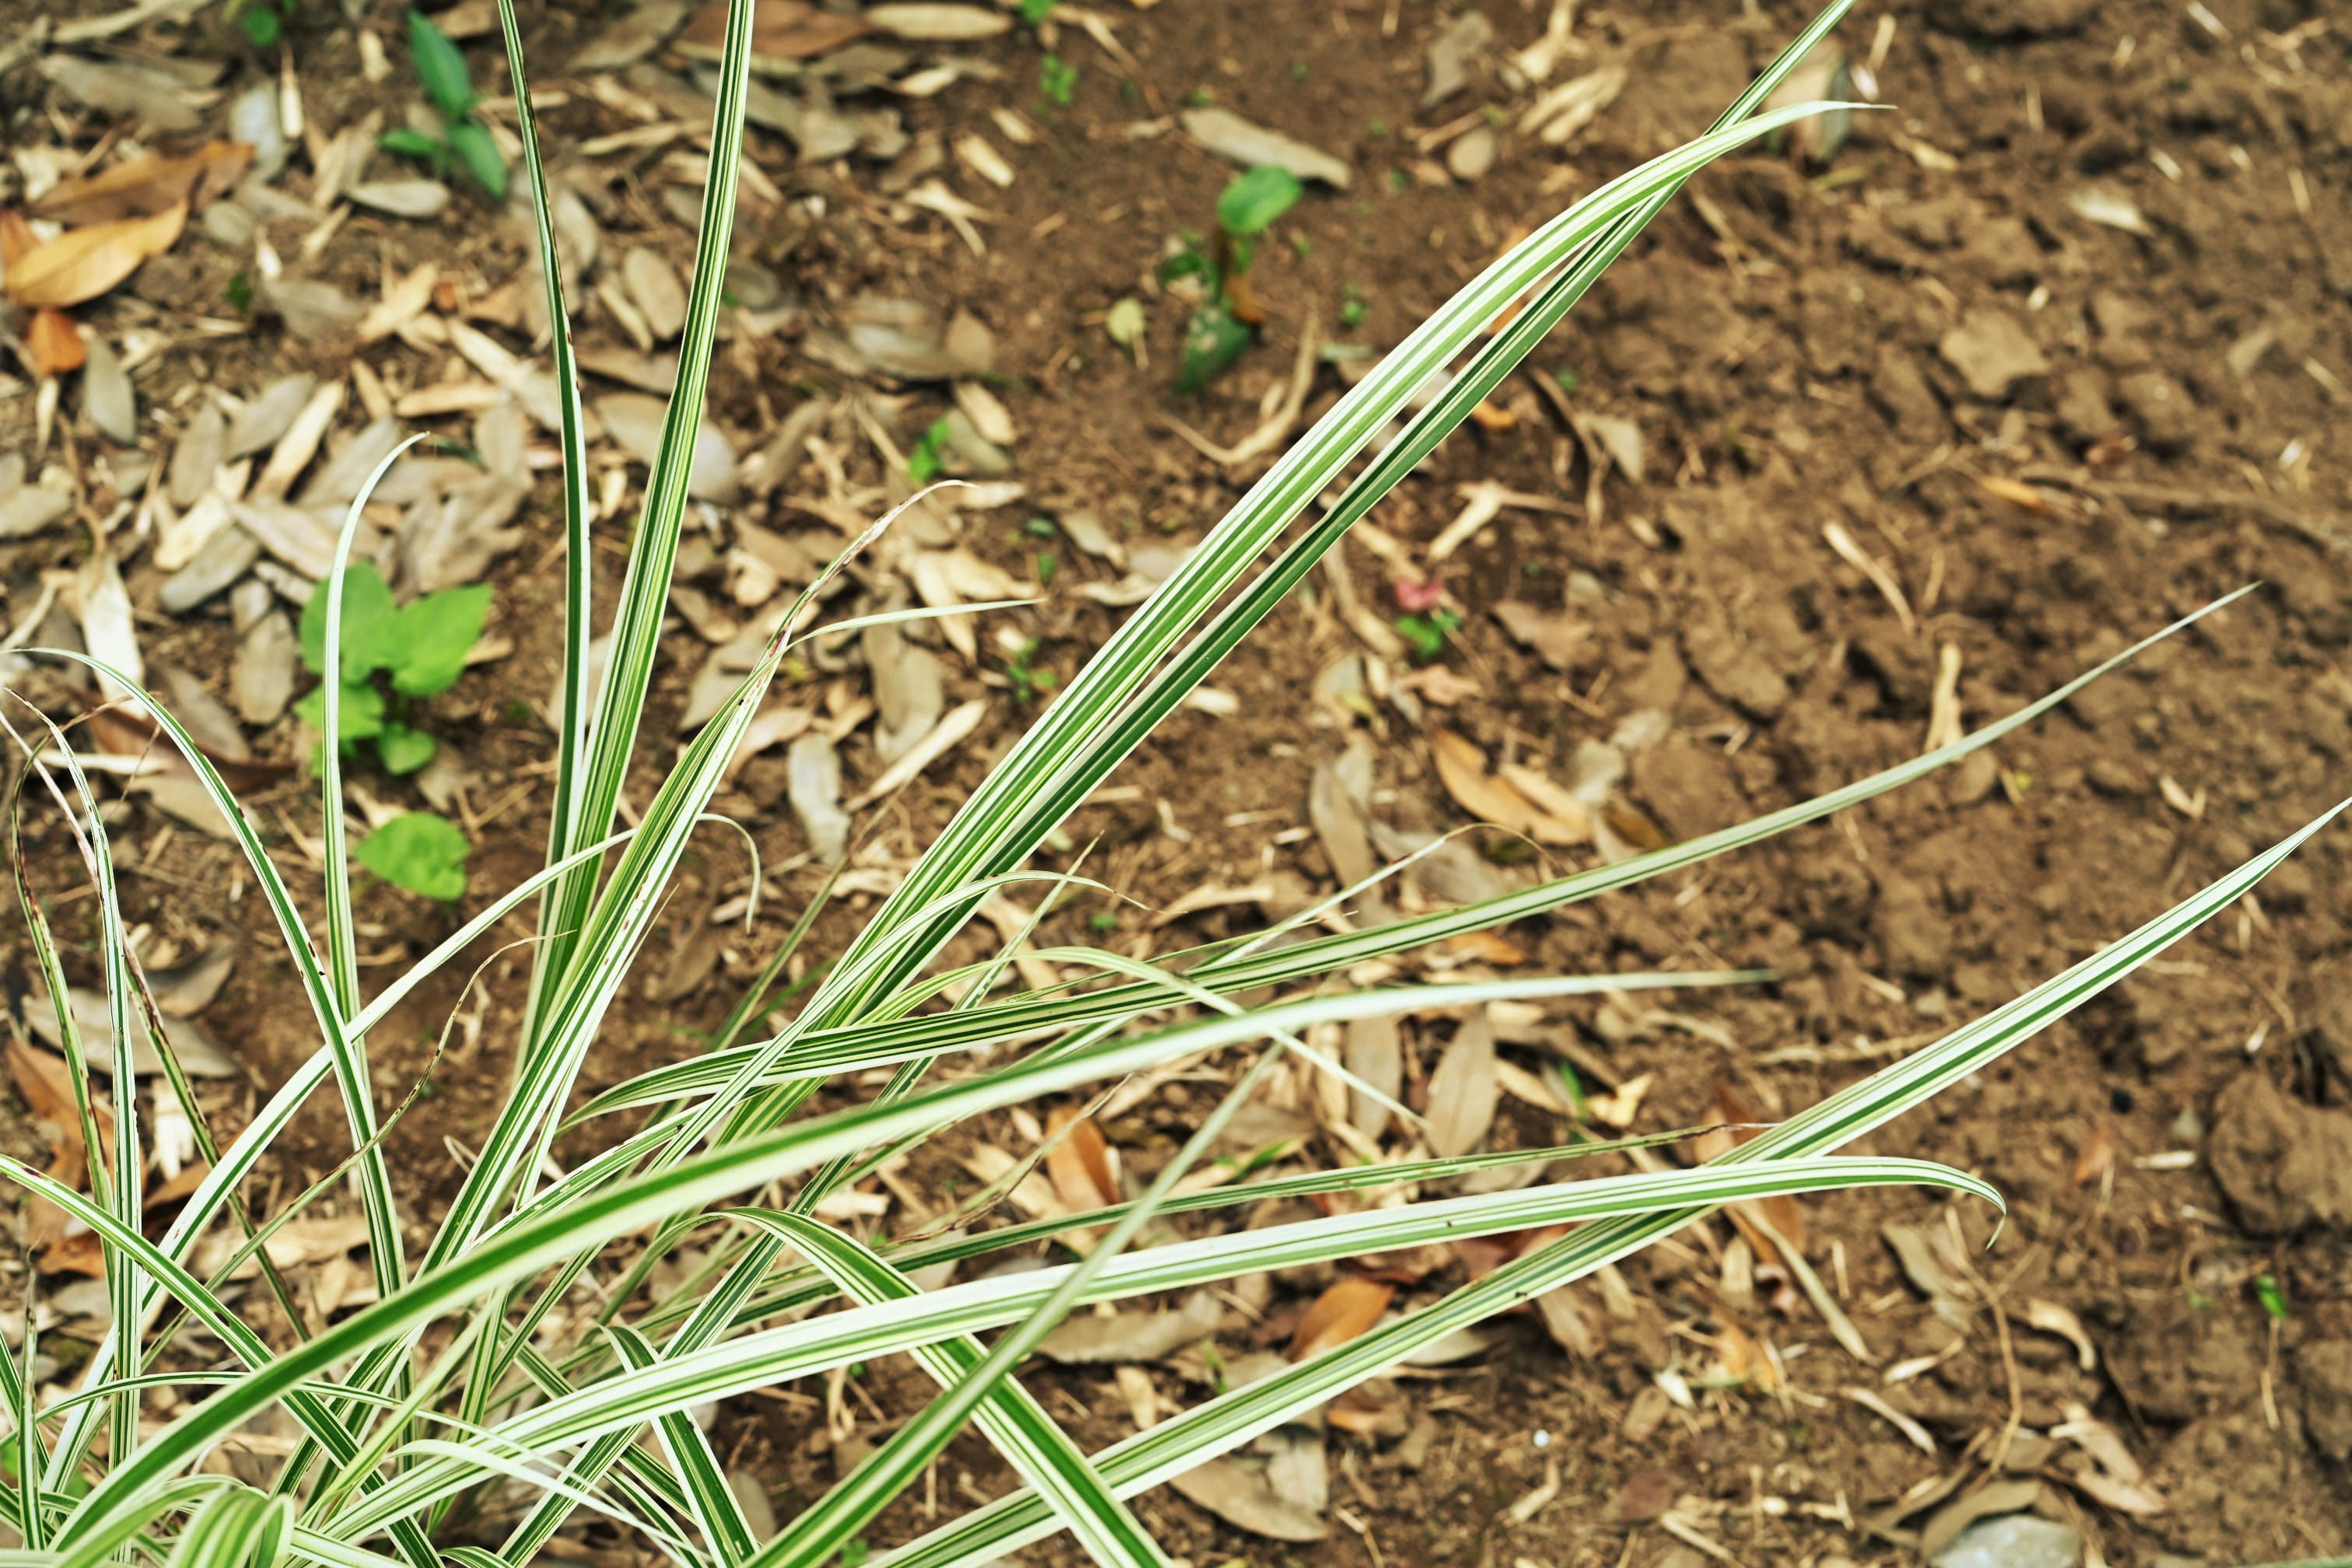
1163;164;1304;394
382;7;509;198
296;560;488;899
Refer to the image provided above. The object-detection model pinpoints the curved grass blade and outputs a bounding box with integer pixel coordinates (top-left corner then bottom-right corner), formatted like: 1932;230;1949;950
523;0;756;1000
317;1156;1988;1542
605;1326;757;1564
785;99;1870;1046
575;586;2251;1122
166;1486;293;1568
738;1213;1171;1568
871;807;2345;1568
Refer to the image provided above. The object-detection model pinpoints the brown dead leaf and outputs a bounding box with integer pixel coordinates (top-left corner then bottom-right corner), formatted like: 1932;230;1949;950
147;1157;214;1206
1497;763;1592;844
30;141;251;226
1425;1009;1499;1157
1601;796;1673;852
1431;729;1583;844
27;308;86;376
1440;929;1524;967
1693;1081;1804;1265
675;0;870;64
1290;1276;1395;1360
1167;1457;1328;1543
6;201;187;309
39;1230;107;1277
8;1038;115;1252
1045;1105;1121;1213
0;210;34;269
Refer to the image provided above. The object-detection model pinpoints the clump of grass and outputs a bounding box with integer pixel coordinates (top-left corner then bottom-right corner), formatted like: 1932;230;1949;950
1;4;2333;1567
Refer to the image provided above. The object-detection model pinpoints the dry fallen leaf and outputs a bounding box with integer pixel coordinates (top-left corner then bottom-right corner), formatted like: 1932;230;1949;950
1693;1081;1805;1265
2071;1125;2116;1186
1167;1457;1330;1542
1972;473;2057;516
26;308;86;376
1290;1276;1395;1360
1424;1009;1499;1157
1038;1291;1223;1364
1430;729;1583;844
5;201;187;309
30;141;251;226
674;0;870;65
7;1038;116;1253
1045;1106;1122;1213
1343;1014;1402;1140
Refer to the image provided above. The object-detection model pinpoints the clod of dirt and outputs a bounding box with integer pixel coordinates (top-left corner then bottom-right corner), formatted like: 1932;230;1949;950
2114;369;2194;455
1869;345;1947;438
2052;369;2118;446
2300;1341;2352;1463
1924;0;2097;40
1937;310;2049;401
1628;739;1745;842
1682;618;1789;720
2206;1071;2352;1234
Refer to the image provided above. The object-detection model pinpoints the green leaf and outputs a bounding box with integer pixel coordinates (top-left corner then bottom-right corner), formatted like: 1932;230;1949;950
295;681;386;744
448;118;509;199
907;417;954;485
376;724;439;775
1217;166;1302;238
1017;0;1055;21
239;3;282;48
389;583;491;696
1038;54;1077;107
380;126;448;168
356;813;471;901
406;5;477;121
298;561;400;681
1157;248;1213;287
1174;299;1252;395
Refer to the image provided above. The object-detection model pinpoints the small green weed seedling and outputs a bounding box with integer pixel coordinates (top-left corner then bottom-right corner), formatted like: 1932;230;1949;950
296;560;488;898
1164;163;1304;394
381;6;509;198
238;0;294;47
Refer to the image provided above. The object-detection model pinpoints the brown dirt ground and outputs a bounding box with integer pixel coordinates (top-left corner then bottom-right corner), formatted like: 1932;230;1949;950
6;0;2352;1564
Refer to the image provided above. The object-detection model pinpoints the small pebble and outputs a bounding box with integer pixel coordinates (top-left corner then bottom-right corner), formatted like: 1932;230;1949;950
1447;125;1496;181
1930;1514;2080;1568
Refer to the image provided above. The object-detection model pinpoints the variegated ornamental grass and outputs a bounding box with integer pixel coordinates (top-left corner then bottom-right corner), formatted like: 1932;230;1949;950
2;2;2336;1565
